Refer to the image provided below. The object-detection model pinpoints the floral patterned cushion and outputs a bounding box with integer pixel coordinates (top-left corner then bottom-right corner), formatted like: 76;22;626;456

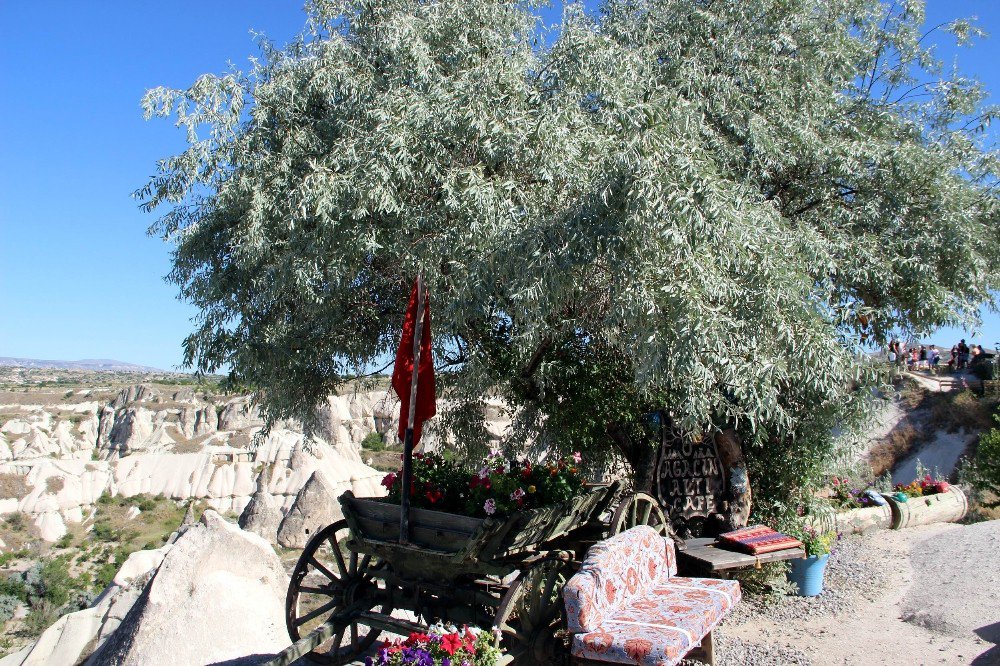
571;620;692;666
564;527;742;665
563;526;676;633
568;579;740;666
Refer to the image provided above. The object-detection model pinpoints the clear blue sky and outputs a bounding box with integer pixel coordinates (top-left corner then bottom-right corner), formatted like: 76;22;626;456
1;2;998;371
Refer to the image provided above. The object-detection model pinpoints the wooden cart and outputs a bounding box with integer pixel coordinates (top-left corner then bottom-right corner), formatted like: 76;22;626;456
279;482;669;665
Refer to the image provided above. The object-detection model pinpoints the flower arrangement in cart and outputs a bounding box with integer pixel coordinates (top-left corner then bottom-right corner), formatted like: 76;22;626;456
365;625;503;666
381;450;585;519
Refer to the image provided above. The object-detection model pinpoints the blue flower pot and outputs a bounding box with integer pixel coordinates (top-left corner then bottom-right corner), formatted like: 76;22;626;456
787;554;829;596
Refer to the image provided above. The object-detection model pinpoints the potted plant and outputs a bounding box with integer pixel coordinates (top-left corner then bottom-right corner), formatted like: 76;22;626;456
786;524;836;596
365;624;504;666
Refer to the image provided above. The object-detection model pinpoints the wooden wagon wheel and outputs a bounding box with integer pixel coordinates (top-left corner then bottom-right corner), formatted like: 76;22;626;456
609;492;668;537
286;520;391;665
493;558;571;666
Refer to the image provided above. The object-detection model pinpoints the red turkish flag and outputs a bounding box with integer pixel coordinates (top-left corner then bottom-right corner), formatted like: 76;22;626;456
391;280;436;447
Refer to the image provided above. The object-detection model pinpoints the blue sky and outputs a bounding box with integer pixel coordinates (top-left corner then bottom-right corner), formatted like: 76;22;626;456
1;2;998;371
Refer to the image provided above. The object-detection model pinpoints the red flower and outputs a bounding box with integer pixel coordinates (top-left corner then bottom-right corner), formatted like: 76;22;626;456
381;473;397;489
441;632;463;655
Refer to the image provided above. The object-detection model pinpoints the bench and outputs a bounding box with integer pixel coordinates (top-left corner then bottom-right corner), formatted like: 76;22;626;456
563;525;741;666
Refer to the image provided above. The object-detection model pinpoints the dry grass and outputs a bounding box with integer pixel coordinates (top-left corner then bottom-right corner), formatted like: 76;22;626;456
868;387;998;478
45;477;64;494
0;473;29;500
930;391;996;432
868;423;921;477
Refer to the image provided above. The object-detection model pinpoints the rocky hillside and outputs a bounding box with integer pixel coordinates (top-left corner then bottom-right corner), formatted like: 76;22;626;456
0;368;509;546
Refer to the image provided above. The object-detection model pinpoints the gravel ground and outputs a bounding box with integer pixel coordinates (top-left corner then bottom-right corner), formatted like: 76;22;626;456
724;530;889;628
703;530;892;664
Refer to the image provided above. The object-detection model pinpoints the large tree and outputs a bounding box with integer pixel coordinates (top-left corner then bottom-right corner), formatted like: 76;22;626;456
141;0;1000;513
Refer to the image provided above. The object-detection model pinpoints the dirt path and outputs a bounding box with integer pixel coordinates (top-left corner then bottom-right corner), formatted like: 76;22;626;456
717;522;998;665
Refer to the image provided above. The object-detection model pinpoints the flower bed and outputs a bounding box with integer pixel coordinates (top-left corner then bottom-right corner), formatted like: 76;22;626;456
829;476;881;509
365;625;503;666
381;451;585;519
890;474;950;502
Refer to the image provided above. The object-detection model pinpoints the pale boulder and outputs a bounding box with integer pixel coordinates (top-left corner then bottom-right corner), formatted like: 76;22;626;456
87;511;289;665
277;470;344;548
33;511;66;542
239;485;282;543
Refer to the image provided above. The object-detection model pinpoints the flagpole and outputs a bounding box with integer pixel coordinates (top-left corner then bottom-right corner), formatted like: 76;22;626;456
399;272;425;544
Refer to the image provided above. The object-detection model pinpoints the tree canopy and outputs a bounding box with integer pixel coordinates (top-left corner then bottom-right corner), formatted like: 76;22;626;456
141;0;1000;510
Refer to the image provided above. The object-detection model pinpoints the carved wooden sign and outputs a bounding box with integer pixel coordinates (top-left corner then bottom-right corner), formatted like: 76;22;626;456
655;424;727;536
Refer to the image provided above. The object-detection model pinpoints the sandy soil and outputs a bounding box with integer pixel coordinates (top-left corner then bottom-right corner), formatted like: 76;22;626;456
893;429;975;484
720;522;999;665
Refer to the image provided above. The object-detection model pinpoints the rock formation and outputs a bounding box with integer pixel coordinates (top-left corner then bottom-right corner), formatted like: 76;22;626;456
276;470;343;548
0;378;509;544
2;511;290;665
87;511;290;665
239;476;283;543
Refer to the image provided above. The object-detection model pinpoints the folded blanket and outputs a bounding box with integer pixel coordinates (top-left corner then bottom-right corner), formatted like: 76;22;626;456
716;525;803;555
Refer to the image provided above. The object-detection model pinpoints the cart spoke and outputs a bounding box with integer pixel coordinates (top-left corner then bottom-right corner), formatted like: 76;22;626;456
309;557;340;582
640;502;653;525
298;585;339;596
295;599;339;627
330;538;349;576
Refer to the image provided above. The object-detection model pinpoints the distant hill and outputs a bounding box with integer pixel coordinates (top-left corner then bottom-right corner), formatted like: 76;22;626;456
0;357;167;373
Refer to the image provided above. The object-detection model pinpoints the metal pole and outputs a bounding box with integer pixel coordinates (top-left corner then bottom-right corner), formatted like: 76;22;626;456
399;272;425;544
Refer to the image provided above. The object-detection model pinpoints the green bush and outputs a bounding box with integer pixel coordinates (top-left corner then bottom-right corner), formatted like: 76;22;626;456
968;415;1000;508
3;513;25;532
360;432;386;451
134;495;159;512
92;521;118;542
93;562;118;590
0;575;27;602
0;594;19;622
21;600;58;637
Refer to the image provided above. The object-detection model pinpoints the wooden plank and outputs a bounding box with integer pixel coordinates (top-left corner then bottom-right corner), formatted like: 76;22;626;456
264;619;339;666
346;495;484;534
678;540;805;572
354;610;429;636
354;515;475;552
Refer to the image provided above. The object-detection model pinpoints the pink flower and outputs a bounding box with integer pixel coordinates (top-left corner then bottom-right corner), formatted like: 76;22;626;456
484;499;496;515
511;488;525;501
571;451;582;464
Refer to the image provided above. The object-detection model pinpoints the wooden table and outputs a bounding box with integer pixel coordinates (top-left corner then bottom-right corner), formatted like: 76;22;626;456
676;537;805;577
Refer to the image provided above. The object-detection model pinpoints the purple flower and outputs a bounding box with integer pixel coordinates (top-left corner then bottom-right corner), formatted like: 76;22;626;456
484;498;496;515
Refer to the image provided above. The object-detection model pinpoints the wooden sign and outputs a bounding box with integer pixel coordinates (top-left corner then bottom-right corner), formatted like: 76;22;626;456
655;423;727;537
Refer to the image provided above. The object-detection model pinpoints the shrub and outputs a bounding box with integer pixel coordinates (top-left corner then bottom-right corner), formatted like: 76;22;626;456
55;533;73;549
3;513;26;533
0;575;27;602
21;600;58;637
45;477;65;494
91;521;118;542
0;549;29;568
134;495;159;512
968;415;1000;508
93;562;118;591
0;594;19;622
360;432;386;451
